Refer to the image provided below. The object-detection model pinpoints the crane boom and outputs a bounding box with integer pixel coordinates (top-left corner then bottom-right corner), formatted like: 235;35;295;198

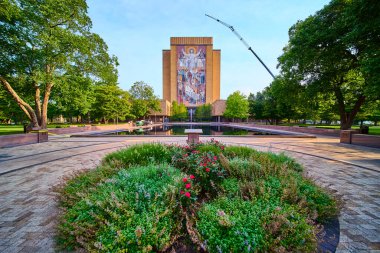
205;14;275;79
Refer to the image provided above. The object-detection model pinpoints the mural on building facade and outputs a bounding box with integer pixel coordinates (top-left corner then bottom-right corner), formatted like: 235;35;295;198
177;45;206;106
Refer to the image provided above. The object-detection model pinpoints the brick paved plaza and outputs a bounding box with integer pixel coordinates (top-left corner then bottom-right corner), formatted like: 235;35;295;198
0;135;379;252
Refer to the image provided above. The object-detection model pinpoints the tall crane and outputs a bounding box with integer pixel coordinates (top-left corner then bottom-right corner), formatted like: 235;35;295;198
205;14;275;79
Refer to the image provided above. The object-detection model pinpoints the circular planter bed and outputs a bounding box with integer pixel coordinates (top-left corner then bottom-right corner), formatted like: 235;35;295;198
55;140;339;252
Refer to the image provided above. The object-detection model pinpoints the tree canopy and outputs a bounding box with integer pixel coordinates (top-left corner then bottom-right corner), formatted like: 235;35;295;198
0;0;118;129
195;104;212;121
278;0;380;129
170;101;188;121
223;91;249;121
129;81;160;120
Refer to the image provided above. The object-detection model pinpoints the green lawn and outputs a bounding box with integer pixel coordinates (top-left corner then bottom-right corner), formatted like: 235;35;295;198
0;125;24;135
315;125;380;135
277;123;380;136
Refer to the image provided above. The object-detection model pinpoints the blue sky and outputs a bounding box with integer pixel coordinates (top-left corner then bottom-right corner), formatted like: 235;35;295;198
87;0;329;99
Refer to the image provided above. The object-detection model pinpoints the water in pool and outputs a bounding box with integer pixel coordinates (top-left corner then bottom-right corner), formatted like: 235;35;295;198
106;125;276;136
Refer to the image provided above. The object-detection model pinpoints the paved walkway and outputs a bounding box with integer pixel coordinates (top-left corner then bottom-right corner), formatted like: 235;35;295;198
0;135;379;252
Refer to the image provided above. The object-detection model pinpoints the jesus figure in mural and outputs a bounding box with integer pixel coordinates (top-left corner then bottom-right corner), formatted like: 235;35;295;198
182;48;203;71
182;48;203;85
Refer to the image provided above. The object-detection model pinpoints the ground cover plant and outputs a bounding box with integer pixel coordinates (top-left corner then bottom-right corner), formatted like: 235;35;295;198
56;140;338;252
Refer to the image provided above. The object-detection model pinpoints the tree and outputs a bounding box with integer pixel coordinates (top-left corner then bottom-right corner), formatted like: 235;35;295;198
195;104;211;121
278;0;380;129
91;85;131;123
49;69;95;123
0;87;27;124
171;101;188;121
0;0;118;130
223;91;249;121
129;81;160;119
248;92;264;120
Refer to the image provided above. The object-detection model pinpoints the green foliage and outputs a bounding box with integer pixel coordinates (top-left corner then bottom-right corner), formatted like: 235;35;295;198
129;81;160;119
0;0;118;128
170;101;188;121
197;197;316;252
220;178;240;198
222;154;336;222
194;103;212;121
57;165;183;252
56;143;176;210
278;0;380;129
0;125;23;135
223;145;258;159
172;150;226;195
195;143;223;155
91;85;131;122
103;143;173;168
223;91;249;120
298;179;339;222
57;142;337;252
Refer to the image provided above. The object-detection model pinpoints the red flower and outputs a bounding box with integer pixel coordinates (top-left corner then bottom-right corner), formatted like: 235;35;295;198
182;178;188;183
180;190;184;194
205;168;210;172
213;156;217;161
185;183;191;189
185;192;191;198
190;174;195;179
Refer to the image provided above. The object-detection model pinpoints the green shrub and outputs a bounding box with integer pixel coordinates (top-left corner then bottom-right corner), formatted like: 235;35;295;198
103;143;172;167
56;142;338;252
195;139;226;154
223;155;337;222
196;197;317;252
227;157;258;180
196;144;223;154
298;179;338;222
220;178;240;198
224;145;258;159
56;143;174;210
56;164;120;209
224;146;302;173
57;164;184;252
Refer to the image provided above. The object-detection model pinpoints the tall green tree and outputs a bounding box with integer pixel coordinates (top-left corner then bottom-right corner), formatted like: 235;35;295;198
170;101;188;121
223;91;249;121
248;92;264;120
278;0;380;129
129;81;160;119
91;85;131;123
195;104;211;121
0;0;118;129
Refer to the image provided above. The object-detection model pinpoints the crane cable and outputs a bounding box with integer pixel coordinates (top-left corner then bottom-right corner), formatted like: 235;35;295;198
205;14;275;79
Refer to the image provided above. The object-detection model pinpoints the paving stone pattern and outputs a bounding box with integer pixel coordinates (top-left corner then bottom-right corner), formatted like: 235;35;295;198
0;135;379;252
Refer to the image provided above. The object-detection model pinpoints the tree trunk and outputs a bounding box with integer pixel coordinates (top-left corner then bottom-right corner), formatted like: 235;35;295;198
338;95;366;130
40;82;53;129
0;76;40;129
34;83;42;125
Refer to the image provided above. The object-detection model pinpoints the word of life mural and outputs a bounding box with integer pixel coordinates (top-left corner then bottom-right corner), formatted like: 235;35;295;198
177;45;206;106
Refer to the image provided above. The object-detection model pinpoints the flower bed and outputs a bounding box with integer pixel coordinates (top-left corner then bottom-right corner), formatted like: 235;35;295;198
55;140;338;252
